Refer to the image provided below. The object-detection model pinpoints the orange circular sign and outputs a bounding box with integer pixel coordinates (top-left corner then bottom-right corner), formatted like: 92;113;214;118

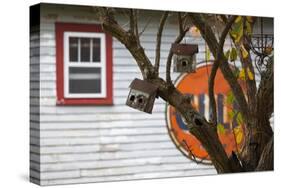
166;64;245;164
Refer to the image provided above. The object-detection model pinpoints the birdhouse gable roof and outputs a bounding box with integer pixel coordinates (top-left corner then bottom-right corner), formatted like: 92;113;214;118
129;78;158;95
171;43;199;56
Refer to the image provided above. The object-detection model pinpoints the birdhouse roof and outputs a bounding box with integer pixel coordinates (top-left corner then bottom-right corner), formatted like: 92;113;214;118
129;78;158;95
171;43;199;55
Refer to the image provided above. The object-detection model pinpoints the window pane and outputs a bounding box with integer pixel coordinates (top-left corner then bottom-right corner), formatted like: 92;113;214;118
69;67;101;94
92;38;101;62
69;37;78;62
80;38;91;62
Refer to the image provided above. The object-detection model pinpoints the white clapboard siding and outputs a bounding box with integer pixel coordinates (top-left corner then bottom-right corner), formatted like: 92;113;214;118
31;141;176;154
30;26;41;183
30;5;217;185
38;168;216;186
30;3;273;186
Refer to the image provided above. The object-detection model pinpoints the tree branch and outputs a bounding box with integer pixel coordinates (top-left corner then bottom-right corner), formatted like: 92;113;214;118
98;7;155;79
155;11;169;75
166;13;189;84
209;16;237;125
242;17;257;113
255;137;273;171
98;8;243;173
188;13;250;123
129;9;135;33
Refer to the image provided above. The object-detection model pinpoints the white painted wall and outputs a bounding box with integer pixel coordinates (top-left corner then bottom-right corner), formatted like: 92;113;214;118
30;3;273;186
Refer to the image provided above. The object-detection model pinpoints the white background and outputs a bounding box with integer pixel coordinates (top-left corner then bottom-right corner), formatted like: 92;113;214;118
0;0;279;187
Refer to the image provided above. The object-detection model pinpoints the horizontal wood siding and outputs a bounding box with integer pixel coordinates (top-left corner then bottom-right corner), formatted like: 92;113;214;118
30;24;41;184
32;4;216;186
31;3;273;186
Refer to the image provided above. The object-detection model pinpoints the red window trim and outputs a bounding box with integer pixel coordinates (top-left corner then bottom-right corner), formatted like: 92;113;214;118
55;22;113;105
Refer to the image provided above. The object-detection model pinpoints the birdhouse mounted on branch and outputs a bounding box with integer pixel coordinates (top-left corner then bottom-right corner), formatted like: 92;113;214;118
172;43;199;73
126;78;158;114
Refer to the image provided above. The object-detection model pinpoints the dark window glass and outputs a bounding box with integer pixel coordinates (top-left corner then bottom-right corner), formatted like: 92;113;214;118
80;38;91;62
69;37;78;62
92;38;101;62
69;67;101;94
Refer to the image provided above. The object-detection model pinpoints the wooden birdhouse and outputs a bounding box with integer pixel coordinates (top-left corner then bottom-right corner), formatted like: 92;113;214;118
172;43;199;73
126;78;158;114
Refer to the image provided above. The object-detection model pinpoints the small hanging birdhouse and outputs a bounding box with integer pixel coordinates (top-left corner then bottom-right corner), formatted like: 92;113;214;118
126;78;158;114
172;43;199;73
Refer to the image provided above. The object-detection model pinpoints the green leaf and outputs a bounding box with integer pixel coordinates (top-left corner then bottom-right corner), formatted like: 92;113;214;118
236;112;244;125
228;110;236;119
217;123;226;134
233;67;240;78
224;49;230;60
205;46;211;61
226;91;235;105
231;16;244;44
230;48;238;62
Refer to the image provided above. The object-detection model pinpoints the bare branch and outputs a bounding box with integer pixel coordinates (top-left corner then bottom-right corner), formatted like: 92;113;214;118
155;11;169;75
242;17;257;112
133;10;140;46
257;56;273;122
129;9;135;33
98;7;155;79
209;16;237;125
166;13;189;84
178;12;184;34
188;13;219;56
139;16;153;36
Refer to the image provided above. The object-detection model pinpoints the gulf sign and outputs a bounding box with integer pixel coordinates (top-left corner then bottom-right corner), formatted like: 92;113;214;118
166;64;245;164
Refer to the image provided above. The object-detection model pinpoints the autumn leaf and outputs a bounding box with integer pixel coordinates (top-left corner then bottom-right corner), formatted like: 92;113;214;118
234;127;243;144
247;68;254;80
239;68;246;80
230;48;237;62
224;49;230;60
265;47;273;55
226;91;235;105
230;16;243;44
246;16;254;23
217;123;226;135
240;45;249;59
235;16;242;23
236;112;244;125
239;68;254;80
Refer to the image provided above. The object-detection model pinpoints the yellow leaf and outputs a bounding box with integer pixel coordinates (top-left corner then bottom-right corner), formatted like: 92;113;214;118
234;127;243;144
235;16;242;23
247;68;254;80
245;21;252;35
241;45;249;59
246;16;254;23
239;69;246;80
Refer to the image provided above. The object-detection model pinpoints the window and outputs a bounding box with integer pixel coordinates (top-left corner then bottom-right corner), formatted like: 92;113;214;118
56;23;113;105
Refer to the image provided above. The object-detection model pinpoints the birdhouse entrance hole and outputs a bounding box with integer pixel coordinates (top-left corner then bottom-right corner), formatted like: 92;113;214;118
130;95;135;101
